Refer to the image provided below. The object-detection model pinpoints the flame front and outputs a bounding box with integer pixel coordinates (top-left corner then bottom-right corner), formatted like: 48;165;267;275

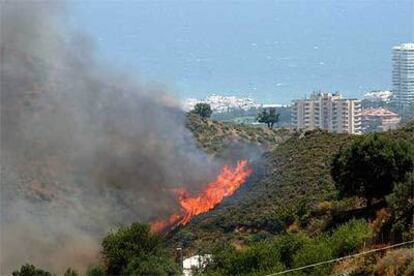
151;160;252;232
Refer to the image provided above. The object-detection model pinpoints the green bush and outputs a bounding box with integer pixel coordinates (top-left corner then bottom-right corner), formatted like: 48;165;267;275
273;233;311;268
191;103;212;118
386;172;414;240
329;219;373;256
101;223;179;275
292;236;333;276
331;134;414;206
86;266;105;276
248;232;273;242
202;221;373;276
206;243;284;275
12;264;52;276
124;255;179;276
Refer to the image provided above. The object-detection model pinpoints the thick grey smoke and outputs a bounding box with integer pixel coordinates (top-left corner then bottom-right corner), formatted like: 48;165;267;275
0;1;219;273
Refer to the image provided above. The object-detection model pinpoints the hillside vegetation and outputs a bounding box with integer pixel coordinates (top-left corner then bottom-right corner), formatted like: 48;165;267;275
186;113;293;156
12;118;413;275
171;125;355;250
168;117;414;274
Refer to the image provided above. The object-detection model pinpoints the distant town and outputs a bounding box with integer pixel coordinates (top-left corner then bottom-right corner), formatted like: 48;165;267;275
184;43;414;134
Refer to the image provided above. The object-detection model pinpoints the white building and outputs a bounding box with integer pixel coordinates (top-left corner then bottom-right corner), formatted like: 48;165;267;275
392;43;414;108
183;254;212;276
183;94;260;113
363;90;393;103
291;92;361;134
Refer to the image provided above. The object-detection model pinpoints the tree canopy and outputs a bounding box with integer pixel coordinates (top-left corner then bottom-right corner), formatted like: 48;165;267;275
256;108;280;128
386;172;414;240
101;223;179;276
331;134;414;206
12;264;52;276
192;103;213;118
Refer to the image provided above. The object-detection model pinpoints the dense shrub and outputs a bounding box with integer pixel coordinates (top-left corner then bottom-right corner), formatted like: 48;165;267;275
124;255;179;276
192;103;212;118
273;233;310;268
331;134;414;206
85;266;105;276
205;243;284;275
201;219;375;275
329;219;373;256
288;220;372;275
101;223;179;275
292;236;333;276
386;172;414;240
12;264;52;276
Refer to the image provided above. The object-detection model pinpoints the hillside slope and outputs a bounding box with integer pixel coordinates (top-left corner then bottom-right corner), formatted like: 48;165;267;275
170;118;414;254
186;113;293;156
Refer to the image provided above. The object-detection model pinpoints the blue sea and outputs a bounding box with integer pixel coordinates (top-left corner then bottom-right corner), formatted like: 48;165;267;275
69;0;413;104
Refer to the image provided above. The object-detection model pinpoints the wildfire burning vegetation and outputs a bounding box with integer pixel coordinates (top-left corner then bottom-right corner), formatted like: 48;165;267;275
151;160;252;232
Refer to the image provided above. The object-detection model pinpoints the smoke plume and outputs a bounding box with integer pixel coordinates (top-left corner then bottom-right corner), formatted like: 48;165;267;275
0;1;218;273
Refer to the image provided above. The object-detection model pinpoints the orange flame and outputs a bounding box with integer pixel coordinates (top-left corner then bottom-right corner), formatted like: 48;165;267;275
151;160;252;232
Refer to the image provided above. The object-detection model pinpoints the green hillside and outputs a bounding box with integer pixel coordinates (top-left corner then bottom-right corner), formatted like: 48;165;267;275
168;117;414;272
11;117;413;275
186;113;293;156
171;124;354;250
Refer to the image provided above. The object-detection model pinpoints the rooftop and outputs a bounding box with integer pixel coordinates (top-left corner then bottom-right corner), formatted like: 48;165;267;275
361;108;400;118
393;43;414;50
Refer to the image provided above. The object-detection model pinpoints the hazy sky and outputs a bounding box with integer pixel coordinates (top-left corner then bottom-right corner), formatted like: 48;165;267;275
68;0;413;104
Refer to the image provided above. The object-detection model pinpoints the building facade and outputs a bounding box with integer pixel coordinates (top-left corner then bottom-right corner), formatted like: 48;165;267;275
291;92;361;134
361;108;401;133
392;43;414;108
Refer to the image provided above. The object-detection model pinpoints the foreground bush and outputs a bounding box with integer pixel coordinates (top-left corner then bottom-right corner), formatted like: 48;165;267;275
204;242;285;275
202;219;373;275
386;172;414;241
12;264;52;276
124;255;179;276
331;134;414;206
101;223;179;275
291;236;333;276
85;266;105;276
329;219;373;256
273;232;310;268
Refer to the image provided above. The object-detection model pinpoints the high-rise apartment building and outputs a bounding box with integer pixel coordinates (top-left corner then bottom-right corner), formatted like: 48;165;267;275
392;43;414;107
291;92;361;134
